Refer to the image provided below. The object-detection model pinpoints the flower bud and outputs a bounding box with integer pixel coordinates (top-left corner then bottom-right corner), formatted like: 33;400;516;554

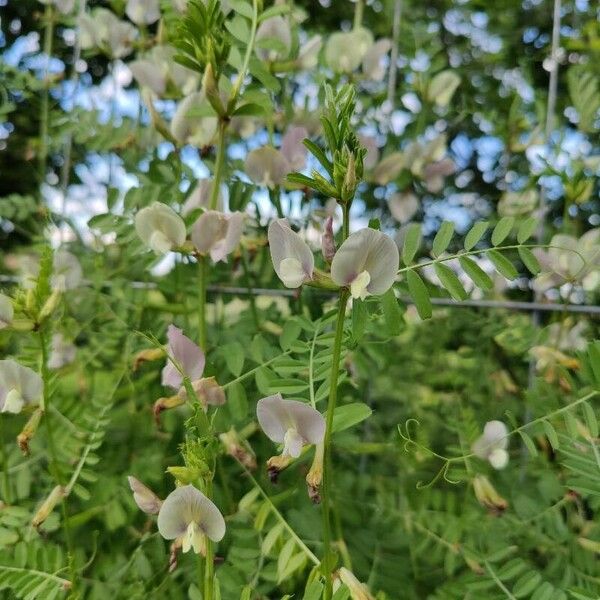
17;408;43;455
321;216;336;264
219;428;257;470
32;485;66;528
133;347;165;371
306;442;324;503
153;394;186;423
473;475;508;513
38;289;62;323
335;567;375;600
128;476;163;514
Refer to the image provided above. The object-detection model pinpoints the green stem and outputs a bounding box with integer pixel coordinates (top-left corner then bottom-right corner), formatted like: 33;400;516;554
204;479;214;599
0;418;10;504
229;0;259;109
209;120;227;211
353;0;364;29
198;256;208;349
38;4;55;182
240;249;260;331
321;288;350;599
39;329;78;595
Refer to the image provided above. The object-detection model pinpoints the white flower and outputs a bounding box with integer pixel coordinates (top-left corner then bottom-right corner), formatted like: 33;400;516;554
280;127;308;172
244;146;290;188
472;421;509;470
331;228;399;299
48;334;76;370
170;92;218;147
358;134;379;170
388;192;419;224
157;485;226;553
78;9;138;59
135;202;186;254
162;325;205;390
126;0;160;25
128;476;163;514
325;28;373;73
257;394;325;458
0;360;43;415
268;219;314;288
182;179;221;215
39;0;76;14
0;294;14;329
297;35;322;69
362;39;392;81
191;211;245;263
255;16;292;62
426;70;461;107
52;251;82;291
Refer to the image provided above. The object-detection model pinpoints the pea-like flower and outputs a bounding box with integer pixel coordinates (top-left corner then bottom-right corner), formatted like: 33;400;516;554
128;476;163;514
255;16;292;62
162;325;205;390
0;360;43;415
78;9;137;59
388;192;419;224
244;146;291;189
170;92;218;148
472;421;509;470
48;334;77;370
125;0;160;25
191;211;245;263
39;0;76;15
280;126;308;172
257;394;325;459
52;251;83;291
157;485;226;554
268;219;314;288
297;35;322;69
182;179;221;215
325;28;373;73
331;228;399;300
0;294;14;329
135;202;186;254
361;39;392;81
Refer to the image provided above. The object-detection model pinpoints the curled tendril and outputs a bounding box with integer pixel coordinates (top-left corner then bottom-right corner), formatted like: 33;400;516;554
398;419;421;453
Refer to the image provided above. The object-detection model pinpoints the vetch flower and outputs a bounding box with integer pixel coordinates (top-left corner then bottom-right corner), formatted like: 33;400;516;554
473;475;508;513
78;9;137;59
0;294;14;329
162;325;205;390
182;179;221;215
472;420;509;469
268;219;314;288
321;216;336;263
170;92;218;147
157;485;226;554
256;393;325;459
181;377;226;409
331;228;399;300
48;334;76;370
255;16;292;62
191;211;245;263
0;360;43;415
325;28;373;73
128;476;163;514
244;146;290;188
280;126;308;172
135;202;186;254
39;0;76;14
126;0;160;25
361;39;392;81
388;192;419;224
297;35;322;69
52;251;82;291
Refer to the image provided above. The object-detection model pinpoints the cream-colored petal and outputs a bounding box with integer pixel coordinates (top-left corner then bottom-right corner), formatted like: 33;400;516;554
135;202;186;254
268;219;314;288
0;294;14;329
245;147;290;188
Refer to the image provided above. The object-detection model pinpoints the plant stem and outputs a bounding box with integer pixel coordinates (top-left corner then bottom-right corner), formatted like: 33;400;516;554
39;329;78;595
321;287;350;599
38;4;54;182
0;418;10;504
198;256;208;349
209;120;227;211
204;479;214;599
353;0;364;29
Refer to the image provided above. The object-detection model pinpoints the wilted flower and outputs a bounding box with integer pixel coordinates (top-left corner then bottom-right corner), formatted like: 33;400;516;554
0;294;14;329
135;202;187;254
125;0;160;25
162;325;205;390
281;126;308;172
268;219;314;288
182;179;221;215
128;476;163;514
473;475;508;512
533;229;600;293
255;16;292;62
297;35;322;69
170;92;218;147
388;192;419;224
331;228;399;300
0;360;43;415
325;28;373;73
78;9;137;59
157;485;226;554
48;334;76;370
256;393;325;459
472;420;509;469
191;211;245;263
184;377;226;408
32;485;65;528
361;39;392;81
423;158;455;193
245;146;290;188
321;216;336;263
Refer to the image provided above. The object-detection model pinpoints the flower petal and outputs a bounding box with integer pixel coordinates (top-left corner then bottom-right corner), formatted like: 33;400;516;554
161;325;205;389
268;219;314;288
244;147;290;188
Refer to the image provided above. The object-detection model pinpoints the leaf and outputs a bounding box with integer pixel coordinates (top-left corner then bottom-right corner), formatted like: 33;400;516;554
280;319;302;351
303;581;324;600
581;401;598;438
464;221;488;250
519;431;537;457
432;221;454;257
518;247;540;275
406;270;432;319
517;217;537;244
227;382;248;422
276;538;296;582
352;299;367;342
303;139;333;177
512;571;542;597
542;420;559;450
232;103;266;117
267;379;309;395
488;249;518;280
225;15;250;43
258;4;290;21
381;289;403;335
223;341;245;376
402;223;422;265
228;0;254;19
332;403;373;433
434;263;468;301
491;217;515;246
563;411;579;438
458;256;493;290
